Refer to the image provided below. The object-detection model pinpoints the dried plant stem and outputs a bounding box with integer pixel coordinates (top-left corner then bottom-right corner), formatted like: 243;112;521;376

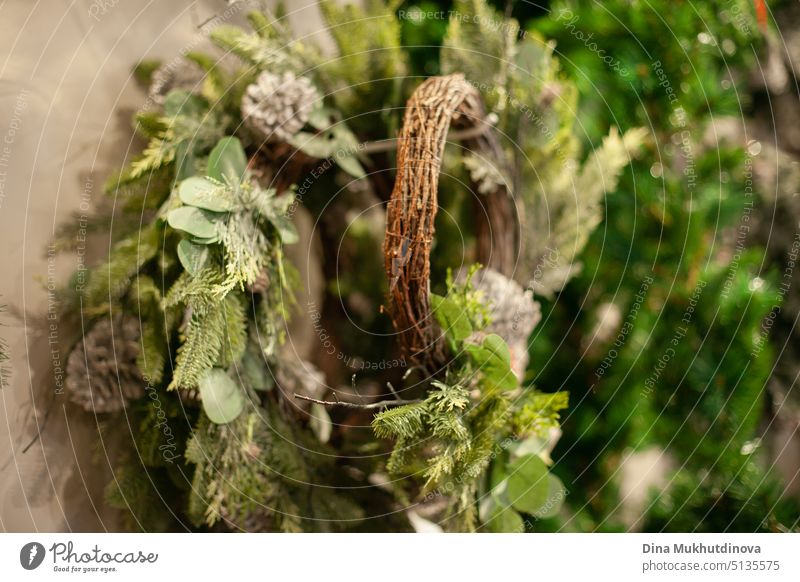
359;119;497;154
293;393;420;409
382;74;518;371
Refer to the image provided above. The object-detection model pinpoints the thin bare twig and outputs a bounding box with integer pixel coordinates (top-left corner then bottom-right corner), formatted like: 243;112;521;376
386;381;402;401
294;393;420;409
351;373;366;403
360;116;497;155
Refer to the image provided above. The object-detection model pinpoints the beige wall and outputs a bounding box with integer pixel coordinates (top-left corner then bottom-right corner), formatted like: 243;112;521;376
0;0;334;532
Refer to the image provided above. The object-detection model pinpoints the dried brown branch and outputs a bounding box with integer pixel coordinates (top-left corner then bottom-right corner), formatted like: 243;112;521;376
293;393;420;409
359;119;497;154
382;74;519;372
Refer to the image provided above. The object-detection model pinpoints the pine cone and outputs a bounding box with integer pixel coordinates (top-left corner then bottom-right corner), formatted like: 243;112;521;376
65;315;145;413
241;71;320;142
147;61;204;106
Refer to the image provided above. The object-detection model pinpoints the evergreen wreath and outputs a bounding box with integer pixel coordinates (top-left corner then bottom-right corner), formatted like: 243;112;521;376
53;1;644;532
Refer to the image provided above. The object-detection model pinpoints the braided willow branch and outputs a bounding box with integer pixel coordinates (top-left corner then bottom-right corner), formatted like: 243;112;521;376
383;74;518;372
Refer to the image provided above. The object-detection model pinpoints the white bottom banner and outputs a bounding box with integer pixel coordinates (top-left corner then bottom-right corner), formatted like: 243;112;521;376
1;533;798;581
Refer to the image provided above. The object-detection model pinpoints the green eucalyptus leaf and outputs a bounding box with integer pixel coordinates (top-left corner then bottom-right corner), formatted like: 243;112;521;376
241;344;273;392
174;140;197;182
430;293;473;343
208;136;247;184
198;368;245;424
329;125;365;178
482;333;512;365
167;206;218;239
310;403;332;444
479;495;524;533
177;239;209;275
178;176;233;212
287;131;337;158
269;213;299;245
531;474;567;520
307;106;332;131
489;458;512;506
506;454;550;515
331;123;360;150
335;152;366;179
465;333;516;390
190;235;218;245
485;505;525;533
264;190;293;218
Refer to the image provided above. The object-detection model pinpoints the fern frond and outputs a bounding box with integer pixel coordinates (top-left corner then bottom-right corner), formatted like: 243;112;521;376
168;291;241;391
111;131;179;191
163;269;223;316
186;409;309;531
318;0;406;117
133;110;170;139
218;291;247;368
524;127;647;297
209;24;310;73
131;276;168;384
372;402;427;439
215;210;271;295
83;223;161;313
461;393;510;479
441;0;518;105
513;390;570;437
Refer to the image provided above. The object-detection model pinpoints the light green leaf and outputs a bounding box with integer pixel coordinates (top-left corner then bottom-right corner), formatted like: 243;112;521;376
307;106;332;131
288;126;364;178
465;333;516;391
174;140;198;182
197;368;245;424
485;504;524;533
167;206;218;239
269;213;299;245
178;176;233;212
310;403;332;444
531;474;566;520
430;293;473;343
241;344;273;392
287;131;337;158
207;136;247;184
482;333;512;365
506;454;550;515
177;239;209;275
335;152;366;179
190;235;218;245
